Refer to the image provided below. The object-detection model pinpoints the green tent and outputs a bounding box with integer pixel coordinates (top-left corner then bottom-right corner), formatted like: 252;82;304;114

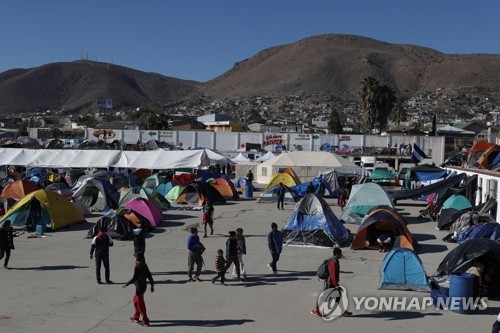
340;183;394;224
442;194;472;211
166;185;186;202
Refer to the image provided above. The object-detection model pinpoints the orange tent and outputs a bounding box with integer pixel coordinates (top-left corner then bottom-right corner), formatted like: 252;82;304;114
477;145;500;169
467;141;493;166
351;206;417;251
0;180;39;200
281;167;301;185
210;178;239;199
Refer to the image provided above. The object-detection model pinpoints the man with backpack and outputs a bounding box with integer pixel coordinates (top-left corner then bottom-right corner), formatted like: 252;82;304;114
311;247;352;318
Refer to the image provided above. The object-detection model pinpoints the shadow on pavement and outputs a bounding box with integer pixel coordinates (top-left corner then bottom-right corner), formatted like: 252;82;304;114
354;311;443;320
149;318;254;327
14;265;89;270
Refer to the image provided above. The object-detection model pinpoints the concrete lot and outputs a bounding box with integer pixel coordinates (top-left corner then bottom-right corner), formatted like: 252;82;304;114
0;185;498;333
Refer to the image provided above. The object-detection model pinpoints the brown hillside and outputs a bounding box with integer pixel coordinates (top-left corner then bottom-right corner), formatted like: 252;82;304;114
0;60;200;113
204;34;500;99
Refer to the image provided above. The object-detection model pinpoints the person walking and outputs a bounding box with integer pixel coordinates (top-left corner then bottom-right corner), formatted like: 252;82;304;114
232;228;247;278
123;253;154;327
90;226;114;284
132;222;146;255
187;227;205;281
277;182;286;210
225;231;241;281
246;170;254;183
311;248;352;318
306;182;315;194
202;199;214;238
0;220;15;269
267;222;282;275
211;249;227;285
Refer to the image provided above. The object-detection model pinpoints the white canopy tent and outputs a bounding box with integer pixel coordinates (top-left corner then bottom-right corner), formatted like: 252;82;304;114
255;151;276;162
0;148;210;169
231;152;251;163
255;151;357;184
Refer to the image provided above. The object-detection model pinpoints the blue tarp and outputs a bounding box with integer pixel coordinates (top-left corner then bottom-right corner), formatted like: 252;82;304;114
290;178;334;197
413;171;447;181
379;248;430;292
155;181;177;197
455;223;500;243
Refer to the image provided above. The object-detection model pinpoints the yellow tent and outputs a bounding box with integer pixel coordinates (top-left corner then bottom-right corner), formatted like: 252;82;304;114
265;173;300;192
1;190;86;231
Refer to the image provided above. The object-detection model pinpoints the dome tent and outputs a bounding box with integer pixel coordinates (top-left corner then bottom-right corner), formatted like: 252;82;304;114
282;193;350;247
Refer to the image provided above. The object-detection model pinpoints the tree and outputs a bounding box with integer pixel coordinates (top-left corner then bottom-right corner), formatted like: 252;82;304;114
328;109;343;134
359;76;398;134
130;104;170;130
389;102;408;125
359;76;381;134
378;84;396;132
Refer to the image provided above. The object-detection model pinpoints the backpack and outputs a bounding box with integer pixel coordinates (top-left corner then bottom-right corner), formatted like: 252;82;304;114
317;258;332;280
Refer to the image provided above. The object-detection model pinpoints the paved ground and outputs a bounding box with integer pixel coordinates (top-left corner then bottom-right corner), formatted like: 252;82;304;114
0;185;498;333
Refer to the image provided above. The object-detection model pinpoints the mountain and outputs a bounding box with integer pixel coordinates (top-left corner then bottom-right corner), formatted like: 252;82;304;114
3;34;500;114
204;34;500;100
0;60;199;113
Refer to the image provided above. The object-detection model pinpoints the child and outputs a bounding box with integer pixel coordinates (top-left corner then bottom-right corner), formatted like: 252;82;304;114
232;228;247;278
90;226;114;284
202;199;214;238
212;249;227;285
122;253;154;327
0;220;15;269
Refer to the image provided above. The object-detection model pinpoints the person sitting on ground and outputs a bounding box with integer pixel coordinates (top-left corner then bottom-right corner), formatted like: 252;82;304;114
466;262;485;297
377;232;393;252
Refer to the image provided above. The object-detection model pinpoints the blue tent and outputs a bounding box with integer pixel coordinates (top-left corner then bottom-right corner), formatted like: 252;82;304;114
379;248;430;292
320;143;332;151
290;178;335;197
155;181;178;197
282;193;350;247
455;223;500;243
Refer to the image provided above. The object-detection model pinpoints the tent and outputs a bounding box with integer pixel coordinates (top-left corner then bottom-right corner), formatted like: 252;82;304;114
124;197;164;228
258;184;300;204
438;210;495;232
255;151;276;162
340;183;394;224
231;152;251;163
265;173;300;192
442;194;472;211
235;178;253;190
142;174;166;190
155;181;178;197
172;173;196;186
351;206;417;251
406;164;447;190
1;190;85;231
0;179;39;200
317;166;369;194
118;186;170;211
282;193;350;247
72;178;119;212
44;182;73;198
455;223;500;243
166;185;186;202
281;167;301;184
176;182;226;206
72;198;92;217
436;239;500;276
477;145;500;169
87;212;134;240
256;151;357;184
210;178;239;200
290;177;335;197
467;141;494;166
379;248;430;292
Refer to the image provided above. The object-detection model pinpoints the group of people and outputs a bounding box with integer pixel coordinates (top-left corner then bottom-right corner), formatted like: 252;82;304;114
208;163;232;175
89;223;154;327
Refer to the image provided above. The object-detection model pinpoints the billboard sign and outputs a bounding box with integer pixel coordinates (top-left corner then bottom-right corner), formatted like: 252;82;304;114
97;98;113;109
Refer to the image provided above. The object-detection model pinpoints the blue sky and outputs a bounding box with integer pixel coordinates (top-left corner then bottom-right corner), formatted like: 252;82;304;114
1;1;500;82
